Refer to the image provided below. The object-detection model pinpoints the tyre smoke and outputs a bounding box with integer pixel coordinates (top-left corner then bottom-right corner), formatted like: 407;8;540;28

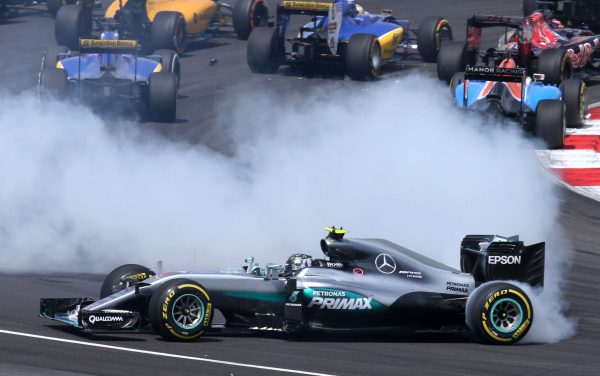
0;75;574;342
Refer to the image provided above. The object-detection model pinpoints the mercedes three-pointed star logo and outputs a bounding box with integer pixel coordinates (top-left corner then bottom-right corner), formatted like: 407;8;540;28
375;253;396;274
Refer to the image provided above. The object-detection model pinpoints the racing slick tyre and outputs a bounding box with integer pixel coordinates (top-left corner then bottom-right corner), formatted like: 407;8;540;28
450;72;465;96
466;282;533;345
151;12;187;55
561;78;586;128
42;45;69;69
47;0;62;18
537;48;572;85
417;16;452;63
148;278;213;341
55;4;92;51
522;0;539;16
536;99;566;149
247;27;282;74
437;41;466;84
148;72;177;122
232;0;269;40
153;49;181;92
39;67;68;97
345;34;381;80
100;264;156;299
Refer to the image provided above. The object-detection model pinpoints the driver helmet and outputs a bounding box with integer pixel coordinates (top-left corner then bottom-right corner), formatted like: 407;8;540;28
283;253;313;276
100;31;119;40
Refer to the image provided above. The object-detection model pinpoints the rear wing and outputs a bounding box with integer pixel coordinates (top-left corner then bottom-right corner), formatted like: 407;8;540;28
466;14;523;51
467;14;524;29
278;0;331;15
464;65;526;83
460;235;545;287
77;38;139;82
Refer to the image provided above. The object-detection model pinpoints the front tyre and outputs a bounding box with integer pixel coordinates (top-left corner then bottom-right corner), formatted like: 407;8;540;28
148;278;213;341
100;264;155;299
233;0;269;40
466;282;533;345
345;34;381;80
152;49;181;91
417;16;453;63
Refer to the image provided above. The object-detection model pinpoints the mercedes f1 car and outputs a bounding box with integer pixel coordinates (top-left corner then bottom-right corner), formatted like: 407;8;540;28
40;228;545;345
523;0;600;33
438;12;600;86
54;0;269;53
246;0;452;80
38;31;180;122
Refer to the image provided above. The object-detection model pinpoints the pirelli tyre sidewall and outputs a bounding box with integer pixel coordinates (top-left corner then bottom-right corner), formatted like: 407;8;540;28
466;282;533;345
149;278;213;341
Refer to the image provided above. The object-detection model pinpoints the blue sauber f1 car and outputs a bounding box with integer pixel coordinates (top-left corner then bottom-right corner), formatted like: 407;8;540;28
247;0;453;80
38;30;180;122
40;228;545;345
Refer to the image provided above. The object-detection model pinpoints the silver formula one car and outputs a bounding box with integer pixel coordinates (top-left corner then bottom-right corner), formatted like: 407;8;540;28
40;228;544;345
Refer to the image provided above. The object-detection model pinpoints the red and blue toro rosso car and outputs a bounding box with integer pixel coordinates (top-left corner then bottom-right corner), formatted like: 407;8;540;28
246;0;452;80
38;31;179;122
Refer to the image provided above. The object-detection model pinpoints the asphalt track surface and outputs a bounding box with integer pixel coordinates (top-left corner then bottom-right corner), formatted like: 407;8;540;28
1;1;600;375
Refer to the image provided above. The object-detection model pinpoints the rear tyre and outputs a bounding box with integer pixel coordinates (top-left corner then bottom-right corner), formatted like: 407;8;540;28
437;41;466;83
55;4;92;51
417;16;453;63
561;78;586;128
233;0;269;40
148;72;177;122
536;99;565;149
42;45;69;69
39;67;68;96
537;48;572;85
100;264;155;299
466;282;533;345
247;27;281;74
148;278;213;341
151;12;187;54
153;49;181;91
345;34;381;80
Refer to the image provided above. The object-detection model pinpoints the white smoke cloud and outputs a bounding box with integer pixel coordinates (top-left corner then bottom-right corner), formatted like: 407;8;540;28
0;75;574;342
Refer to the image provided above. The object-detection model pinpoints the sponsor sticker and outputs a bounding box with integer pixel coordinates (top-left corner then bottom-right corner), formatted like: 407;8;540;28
398;270;422;279
446;282;470;293
88;315;124;324
488;255;521;265
374;253;396;274
353;267;364;276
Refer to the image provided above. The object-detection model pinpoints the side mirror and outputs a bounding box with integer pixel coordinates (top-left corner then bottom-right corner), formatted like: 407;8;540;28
265;263;283;280
533;73;545;83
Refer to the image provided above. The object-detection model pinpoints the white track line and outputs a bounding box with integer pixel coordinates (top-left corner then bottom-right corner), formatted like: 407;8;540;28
0;329;335;376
